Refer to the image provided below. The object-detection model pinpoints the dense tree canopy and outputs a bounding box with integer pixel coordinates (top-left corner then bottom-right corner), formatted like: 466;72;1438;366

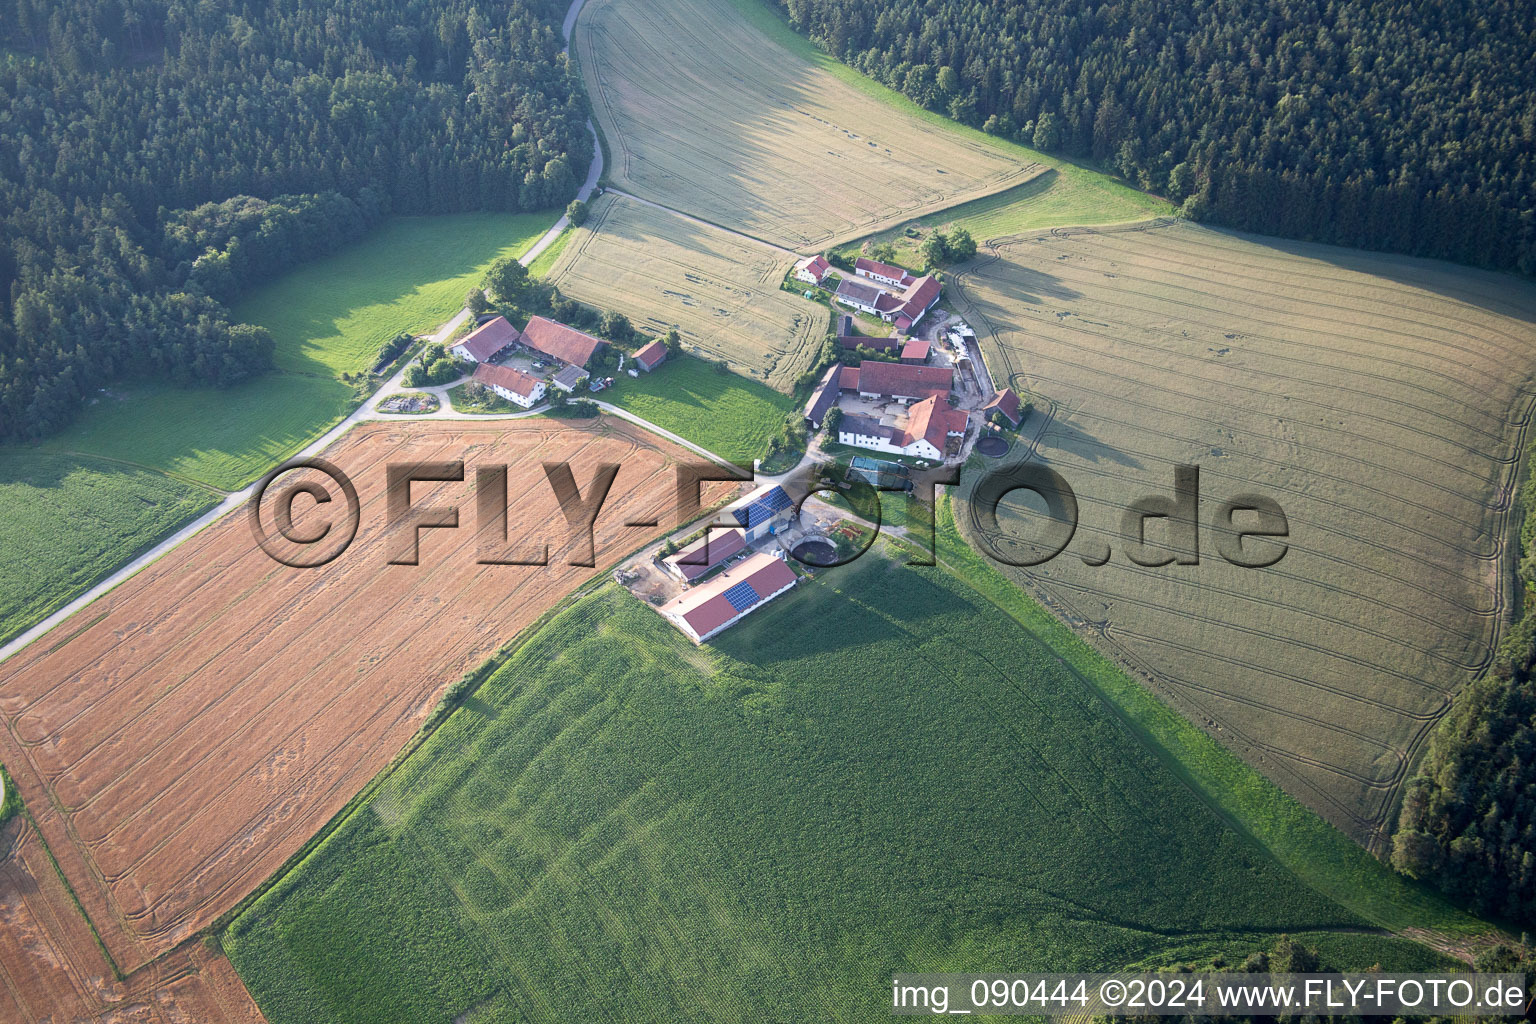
773;0;1535;274
0;0;589;439
1391;443;1536;925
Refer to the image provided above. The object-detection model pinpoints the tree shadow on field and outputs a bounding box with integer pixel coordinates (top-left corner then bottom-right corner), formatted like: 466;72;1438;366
1191;224;1536;328
972;257;1085;308
1038;417;1143;470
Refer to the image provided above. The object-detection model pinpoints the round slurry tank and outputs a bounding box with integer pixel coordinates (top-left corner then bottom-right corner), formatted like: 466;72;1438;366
976;436;1009;458
791;539;837;566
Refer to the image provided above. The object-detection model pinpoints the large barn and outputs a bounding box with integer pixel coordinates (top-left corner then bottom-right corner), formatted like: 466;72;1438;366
520;316;606;369
661;552;798;643
451;315;521;363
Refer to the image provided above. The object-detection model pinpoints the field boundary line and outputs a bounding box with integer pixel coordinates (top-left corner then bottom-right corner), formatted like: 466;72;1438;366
210;491;737;944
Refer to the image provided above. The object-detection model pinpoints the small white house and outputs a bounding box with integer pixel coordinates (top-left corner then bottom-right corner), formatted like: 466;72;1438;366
793;254;831;286
473;362;546;409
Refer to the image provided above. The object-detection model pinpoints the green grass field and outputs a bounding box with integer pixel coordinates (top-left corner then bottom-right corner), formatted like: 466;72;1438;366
928;492;1484;940
601;354;797;465
226;549;1448;1024
0;448;219;646
35;213;556;491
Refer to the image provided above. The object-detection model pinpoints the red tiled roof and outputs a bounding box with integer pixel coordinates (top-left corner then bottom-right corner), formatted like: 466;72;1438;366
855;257;911;283
984;388;1023;425
896;275;942;320
900;395;968;451
473;361;541;398
521;316;605;368
796;254;831;279
634;339;668;370
900;339;930;361
455;316;521;362
853;360;952;400
665;552;797;639
664;528;747;581
839;365;861;390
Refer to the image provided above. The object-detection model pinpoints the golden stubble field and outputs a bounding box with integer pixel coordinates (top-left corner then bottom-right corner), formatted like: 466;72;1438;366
0;418;724;978
575;0;1039;251
950;221;1536;850
549;194;827;389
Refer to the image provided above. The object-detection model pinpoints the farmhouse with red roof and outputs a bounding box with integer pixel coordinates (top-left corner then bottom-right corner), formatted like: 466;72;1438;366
983;387;1025;427
842;361;953;403
520;315;605;369
793;254;832;285
835;395;968;461
854;257;912;288
451;315;521;363
472;363;546;409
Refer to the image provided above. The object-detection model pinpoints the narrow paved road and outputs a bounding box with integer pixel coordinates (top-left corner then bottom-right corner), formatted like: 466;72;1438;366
0;0;616;667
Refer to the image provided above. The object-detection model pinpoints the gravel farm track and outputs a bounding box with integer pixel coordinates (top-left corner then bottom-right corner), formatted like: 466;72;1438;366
0;417;730;1020
950;220;1536;852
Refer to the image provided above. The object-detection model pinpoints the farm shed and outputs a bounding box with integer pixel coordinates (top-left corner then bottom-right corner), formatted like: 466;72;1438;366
727;483;796;542
661;551;798;643
451;315;521;363
521;316;606;369
633;339;668;372
663;527;748;582
802;362;843;430
550;363;588;393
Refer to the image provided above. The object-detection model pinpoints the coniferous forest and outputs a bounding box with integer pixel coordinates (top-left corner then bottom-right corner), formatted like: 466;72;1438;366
0;0;588;439
773;0;1535;274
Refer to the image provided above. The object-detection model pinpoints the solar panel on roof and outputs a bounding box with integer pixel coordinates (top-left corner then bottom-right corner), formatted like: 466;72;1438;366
721;581;760;613
738;486;793;527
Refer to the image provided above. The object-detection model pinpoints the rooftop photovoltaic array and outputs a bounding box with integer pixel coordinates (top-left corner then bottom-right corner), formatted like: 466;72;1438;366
721;581;760;613
736;486;793;528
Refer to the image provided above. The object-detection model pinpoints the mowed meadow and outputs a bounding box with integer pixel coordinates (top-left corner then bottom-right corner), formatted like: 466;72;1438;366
576;0;1037;250
548;194;827;390
35;212;556;491
225;550;1448;1024
0;450;218;647
949;221;1536;851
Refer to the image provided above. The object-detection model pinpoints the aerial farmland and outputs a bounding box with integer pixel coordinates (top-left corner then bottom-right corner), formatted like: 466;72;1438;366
547;194;827;389
949;221;1536;850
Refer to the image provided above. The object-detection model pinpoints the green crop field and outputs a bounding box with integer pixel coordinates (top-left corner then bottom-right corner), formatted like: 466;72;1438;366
0;449;218;647
37;213;555;491
601;353;797;465
225;549;1448;1024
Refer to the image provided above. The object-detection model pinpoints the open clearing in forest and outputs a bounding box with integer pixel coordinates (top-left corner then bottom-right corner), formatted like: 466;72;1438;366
575;0;1039;250
948;221;1536;851
224;550;1450;1024
548;194;827;390
0;418;719;972
38;213;556;491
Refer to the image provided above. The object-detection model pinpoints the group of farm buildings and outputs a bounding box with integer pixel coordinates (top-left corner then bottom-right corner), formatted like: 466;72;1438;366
449;313;668;408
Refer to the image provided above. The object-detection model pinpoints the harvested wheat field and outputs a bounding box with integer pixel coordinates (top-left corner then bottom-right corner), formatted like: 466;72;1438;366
549;194;826;389
949;221;1536;851
575;0;1039;250
0;417;723;972
0;817;266;1022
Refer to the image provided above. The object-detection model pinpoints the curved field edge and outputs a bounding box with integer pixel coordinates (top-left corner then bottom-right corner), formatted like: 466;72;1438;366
932;491;1487;942
223;548;1452;1023
719;0;1174;236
